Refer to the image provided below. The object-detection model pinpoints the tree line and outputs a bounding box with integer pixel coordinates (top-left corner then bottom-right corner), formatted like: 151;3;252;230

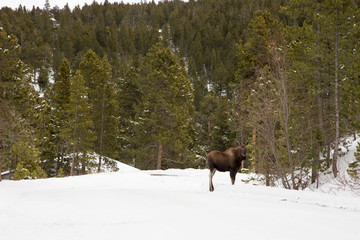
1;0;360;188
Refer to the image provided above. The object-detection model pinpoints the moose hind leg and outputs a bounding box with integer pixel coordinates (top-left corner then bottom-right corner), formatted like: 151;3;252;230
230;170;237;185
209;168;216;192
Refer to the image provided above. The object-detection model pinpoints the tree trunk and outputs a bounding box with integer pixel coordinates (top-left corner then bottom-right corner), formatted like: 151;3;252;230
157;143;163;170
279;71;295;188
82;152;86;174
98;88;106;173
56;144;62;175
313;18;324;185
251;128;256;172
60;144;65;174
97;154;102;173
207;120;211;148
70;143;76;176
333;8;340;178
71;100;79;176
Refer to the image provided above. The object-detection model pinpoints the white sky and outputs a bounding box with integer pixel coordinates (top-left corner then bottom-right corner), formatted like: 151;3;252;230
0;0;158;10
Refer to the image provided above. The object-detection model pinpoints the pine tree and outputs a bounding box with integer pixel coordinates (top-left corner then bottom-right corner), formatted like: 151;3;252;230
98;56;119;169
349;142;360;180
44;0;50;11
117;67;141;165
323;0;360;178
209;96;234;152
12;140;47;180
133;43;195;169
283;0;330;185
194;93;218;153
194;93;234;154
49;58;72;174
0;27;40;180
79;50;118;172
56;167;65;178
37;95;57;176
61;70;95;176
58;5;75;61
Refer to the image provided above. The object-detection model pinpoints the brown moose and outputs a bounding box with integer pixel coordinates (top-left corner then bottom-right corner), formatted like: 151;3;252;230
207;141;247;192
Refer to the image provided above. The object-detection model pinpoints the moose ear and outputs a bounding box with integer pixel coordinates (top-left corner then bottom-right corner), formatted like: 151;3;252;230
244;140;249;145
236;140;241;146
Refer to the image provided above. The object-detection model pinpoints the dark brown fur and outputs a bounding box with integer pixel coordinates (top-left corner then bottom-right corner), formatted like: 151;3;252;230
207;141;247;192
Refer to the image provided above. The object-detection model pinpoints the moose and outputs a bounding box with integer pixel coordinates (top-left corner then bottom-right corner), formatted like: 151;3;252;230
207;141;247;192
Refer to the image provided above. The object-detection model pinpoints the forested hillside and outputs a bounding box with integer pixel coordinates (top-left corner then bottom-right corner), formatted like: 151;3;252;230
1;0;360;189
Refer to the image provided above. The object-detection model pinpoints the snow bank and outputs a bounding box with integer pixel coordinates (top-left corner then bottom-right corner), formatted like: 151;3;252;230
309;136;360;196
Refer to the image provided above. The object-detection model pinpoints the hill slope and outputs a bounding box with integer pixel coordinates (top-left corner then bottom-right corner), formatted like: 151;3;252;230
309;136;360;196
1;159;360;240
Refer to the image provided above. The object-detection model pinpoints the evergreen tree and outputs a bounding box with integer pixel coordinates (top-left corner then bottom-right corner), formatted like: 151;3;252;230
194;93;218;153
97;56;119;169
56;167;65;178
349;142;360;180
44;0;50;11
0;27;40;180
49;58;72;174
194;93;234;153
12;140;47;180
133;42;195;169
209;96;234;152
79;50;118;172
282;0;326;185
117;67;141;165
61;70;95;176
322;0;360;178
37;95;57;176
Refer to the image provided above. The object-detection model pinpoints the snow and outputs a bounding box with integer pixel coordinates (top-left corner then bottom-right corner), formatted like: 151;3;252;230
309;136;360;196
1;148;360;239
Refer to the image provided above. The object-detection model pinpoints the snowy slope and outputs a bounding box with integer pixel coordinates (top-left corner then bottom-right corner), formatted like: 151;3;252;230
1;158;360;240
309;136;360;196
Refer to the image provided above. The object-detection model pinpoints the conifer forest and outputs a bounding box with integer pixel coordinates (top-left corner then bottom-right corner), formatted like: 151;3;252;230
1;0;360;189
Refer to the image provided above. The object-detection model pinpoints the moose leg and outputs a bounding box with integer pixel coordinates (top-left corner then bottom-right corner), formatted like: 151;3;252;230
230;170;237;185
209;168;216;192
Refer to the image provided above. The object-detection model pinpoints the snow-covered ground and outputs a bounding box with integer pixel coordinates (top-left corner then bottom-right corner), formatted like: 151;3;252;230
309;136;360;196
1;142;360;240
